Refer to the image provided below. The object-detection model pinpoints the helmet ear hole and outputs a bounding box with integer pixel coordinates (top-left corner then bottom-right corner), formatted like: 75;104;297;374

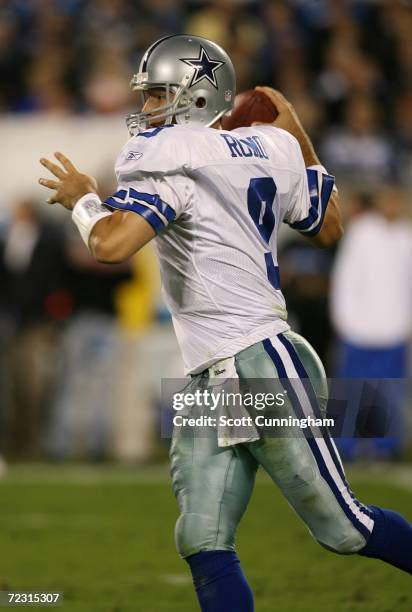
196;97;206;109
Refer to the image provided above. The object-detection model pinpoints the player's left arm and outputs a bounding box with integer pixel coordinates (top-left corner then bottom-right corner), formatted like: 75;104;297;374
284;118;342;250
310;190;342;249
255;87;343;249
39;152;156;262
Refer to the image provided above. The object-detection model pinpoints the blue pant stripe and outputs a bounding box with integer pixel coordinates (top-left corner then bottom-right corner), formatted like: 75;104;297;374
277;332;374;521
277;333;346;481
262;337;372;539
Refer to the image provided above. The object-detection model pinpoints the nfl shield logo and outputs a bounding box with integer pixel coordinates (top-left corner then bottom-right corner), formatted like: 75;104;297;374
224;90;232;102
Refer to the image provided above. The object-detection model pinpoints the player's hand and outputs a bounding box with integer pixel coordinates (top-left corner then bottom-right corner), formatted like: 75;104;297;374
253;86;305;140
38;152;98;211
254;86;317;167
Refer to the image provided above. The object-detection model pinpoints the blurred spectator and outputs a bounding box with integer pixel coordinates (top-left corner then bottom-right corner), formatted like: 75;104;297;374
320;94;395;184
0;0;408;161
186;0;265;92
23;44;74;113
279;236;334;366
394;89;412;186
0;5;29;111
83;47;133;114
330;187;412;459
0;199;71;328
0;198;70;457
257;0;303;91
46;232;132;460
111;245;162;462
185;0;239;49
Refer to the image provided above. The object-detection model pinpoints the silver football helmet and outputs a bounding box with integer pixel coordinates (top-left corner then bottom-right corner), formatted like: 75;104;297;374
126;34;236;135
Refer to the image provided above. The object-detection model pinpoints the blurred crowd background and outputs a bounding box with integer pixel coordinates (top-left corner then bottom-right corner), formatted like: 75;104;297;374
0;0;411;463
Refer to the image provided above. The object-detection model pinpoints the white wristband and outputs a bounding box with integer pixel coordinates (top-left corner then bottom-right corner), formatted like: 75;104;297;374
72;193;112;247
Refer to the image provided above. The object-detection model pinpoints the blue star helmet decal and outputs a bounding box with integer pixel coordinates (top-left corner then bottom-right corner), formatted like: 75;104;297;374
180;45;225;89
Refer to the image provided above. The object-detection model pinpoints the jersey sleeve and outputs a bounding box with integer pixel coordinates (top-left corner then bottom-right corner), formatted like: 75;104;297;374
283;138;335;237
104;173;191;235
106;126;192;234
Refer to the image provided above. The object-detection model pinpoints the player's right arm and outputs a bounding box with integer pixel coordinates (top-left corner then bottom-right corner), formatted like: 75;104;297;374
255;87;343;249
38;153;162;262
83;170;186;263
39;131;190;263
88;210;155;263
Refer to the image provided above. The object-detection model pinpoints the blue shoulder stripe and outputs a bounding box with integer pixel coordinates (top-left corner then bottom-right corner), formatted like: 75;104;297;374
104;197;166;233
129;188;176;222
111;189;127;201
303;173;334;237
289;170;334;236
105;187;176;229
289;169;320;231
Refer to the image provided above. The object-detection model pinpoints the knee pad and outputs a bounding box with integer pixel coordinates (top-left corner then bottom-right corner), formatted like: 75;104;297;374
175;512;235;558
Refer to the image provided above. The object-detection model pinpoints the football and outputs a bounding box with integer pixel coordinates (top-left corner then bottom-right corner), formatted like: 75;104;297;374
221;89;278;131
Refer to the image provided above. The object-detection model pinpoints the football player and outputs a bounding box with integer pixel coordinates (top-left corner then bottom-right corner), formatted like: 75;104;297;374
39;35;412;612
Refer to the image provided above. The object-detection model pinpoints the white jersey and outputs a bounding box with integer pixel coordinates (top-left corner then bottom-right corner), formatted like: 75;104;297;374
106;124;334;374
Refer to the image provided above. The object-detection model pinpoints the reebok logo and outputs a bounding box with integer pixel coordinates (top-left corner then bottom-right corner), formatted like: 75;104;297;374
126;151;143;160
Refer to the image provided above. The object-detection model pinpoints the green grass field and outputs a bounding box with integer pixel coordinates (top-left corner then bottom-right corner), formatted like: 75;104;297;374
0;463;410;612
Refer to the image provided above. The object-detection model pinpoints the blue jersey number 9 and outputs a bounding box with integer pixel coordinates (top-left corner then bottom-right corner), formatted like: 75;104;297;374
247;177;280;290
